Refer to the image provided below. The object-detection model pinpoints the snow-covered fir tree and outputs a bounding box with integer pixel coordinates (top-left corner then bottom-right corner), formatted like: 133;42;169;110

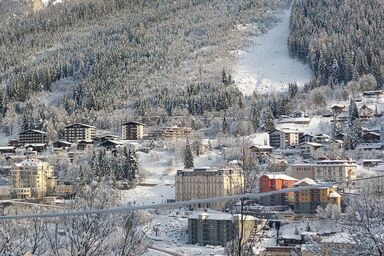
261;107;275;132
184;138;194;169
346;99;361;149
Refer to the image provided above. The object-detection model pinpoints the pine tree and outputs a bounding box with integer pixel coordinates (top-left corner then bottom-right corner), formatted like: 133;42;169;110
348;99;359;123
222;69;227;84
331;117;343;139
129;150;139;180
184;138;194;169
262;107;275;132
250;102;261;131
288;83;298;99
222;116;229;134
347;99;361;149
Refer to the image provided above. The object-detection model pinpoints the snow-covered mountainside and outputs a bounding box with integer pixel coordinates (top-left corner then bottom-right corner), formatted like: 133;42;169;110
235;9;312;96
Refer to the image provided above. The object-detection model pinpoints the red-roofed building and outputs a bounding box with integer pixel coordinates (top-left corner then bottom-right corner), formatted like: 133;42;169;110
259;174;298;207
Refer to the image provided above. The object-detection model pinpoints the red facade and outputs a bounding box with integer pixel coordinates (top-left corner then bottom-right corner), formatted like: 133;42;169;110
259;175;298;206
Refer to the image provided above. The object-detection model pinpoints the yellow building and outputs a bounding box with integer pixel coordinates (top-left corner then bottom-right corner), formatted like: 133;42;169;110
175;168;244;210
293;178;341;214
11;159;56;199
290;160;357;185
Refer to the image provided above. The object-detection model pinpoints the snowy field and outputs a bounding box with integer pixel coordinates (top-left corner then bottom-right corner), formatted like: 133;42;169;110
275;116;332;135
234;9;311;96
143;209;226;256
120;149;224;206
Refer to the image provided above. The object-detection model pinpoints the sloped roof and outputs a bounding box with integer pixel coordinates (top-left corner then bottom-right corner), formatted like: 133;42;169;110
64;123;96;129
329;191;341;198
121;121;144;126
188;212;233;221
19;129;47;135
293;178;317;186
263;174;298;181
301;142;323;147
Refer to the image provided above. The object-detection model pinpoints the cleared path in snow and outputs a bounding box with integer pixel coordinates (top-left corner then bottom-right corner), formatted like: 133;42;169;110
235;9;311;95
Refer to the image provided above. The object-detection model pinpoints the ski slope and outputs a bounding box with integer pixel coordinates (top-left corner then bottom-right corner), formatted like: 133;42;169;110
234;9;312;95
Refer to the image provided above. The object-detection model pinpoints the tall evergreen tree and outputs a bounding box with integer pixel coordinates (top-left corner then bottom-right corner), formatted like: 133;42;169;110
184;138;194;169
261;107;275;132
128;150;139;180
250;102;261;131
222;116;229;134
347;99;361;149
348;99;359;122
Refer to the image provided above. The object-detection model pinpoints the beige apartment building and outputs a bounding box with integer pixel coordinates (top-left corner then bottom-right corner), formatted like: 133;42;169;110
121;121;144;140
175;168;244;210
290;160;357;185
11;159;56;199
64;123;96;142
162;126;192;140
147;126;192;140
269;129;302;149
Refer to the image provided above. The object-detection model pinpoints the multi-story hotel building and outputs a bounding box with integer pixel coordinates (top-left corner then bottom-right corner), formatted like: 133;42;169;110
175;168;244;210
121;121;144;140
269;129;302;149
290;160;357;185
293;178;342;214
18;129;48;145
11;159;56;199
147;126;192;140
64;123;96;143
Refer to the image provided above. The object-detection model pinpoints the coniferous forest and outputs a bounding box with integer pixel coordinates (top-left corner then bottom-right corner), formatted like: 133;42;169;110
0;0;287;137
289;0;384;88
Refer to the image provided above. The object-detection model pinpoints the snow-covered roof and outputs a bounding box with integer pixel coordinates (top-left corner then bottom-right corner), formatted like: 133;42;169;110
188;212;233;221
363;131;381;136
233;214;258;221
121;121;144;126
64;123;96;128
263;174;298;181
314;133;330;138
328;191;341;198
250;145;273;149
293;178;317;186
19;129;47;135
77;139;94;143
321;232;354;244
15;158;44;167
25;143;47;147
316;160;356;165
301;142;323;147
331;104;345;108
273;128;302;133
0;146;15;150
362;159;383;162
52;140;72;145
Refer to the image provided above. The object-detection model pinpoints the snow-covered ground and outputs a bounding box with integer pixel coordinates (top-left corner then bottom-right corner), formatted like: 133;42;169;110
234;9;311;96
120;149;224;206
142;209;226;256
118;148;227;254
276;116;332;135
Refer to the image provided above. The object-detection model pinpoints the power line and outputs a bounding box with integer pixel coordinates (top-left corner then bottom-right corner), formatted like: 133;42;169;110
0;183;335;220
3;175;384;221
